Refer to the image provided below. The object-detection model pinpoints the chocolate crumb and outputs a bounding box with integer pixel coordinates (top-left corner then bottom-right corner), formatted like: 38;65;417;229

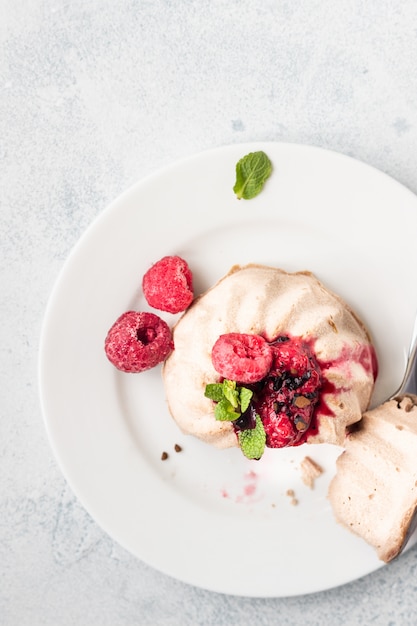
161;451;169;461
174;444;182;453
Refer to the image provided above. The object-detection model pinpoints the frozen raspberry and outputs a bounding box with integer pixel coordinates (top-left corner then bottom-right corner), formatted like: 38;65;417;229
104;311;173;373
255;336;322;448
142;256;193;314
211;333;273;384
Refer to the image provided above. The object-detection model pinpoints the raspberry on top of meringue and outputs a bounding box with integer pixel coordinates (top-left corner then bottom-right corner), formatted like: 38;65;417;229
211;333;273;384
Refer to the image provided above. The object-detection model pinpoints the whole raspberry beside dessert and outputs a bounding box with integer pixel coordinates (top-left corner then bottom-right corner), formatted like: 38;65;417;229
105;311;173;373
162;264;378;455
142;255;193;314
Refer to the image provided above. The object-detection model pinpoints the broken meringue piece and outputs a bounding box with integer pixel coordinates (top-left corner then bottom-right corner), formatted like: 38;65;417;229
328;395;417;562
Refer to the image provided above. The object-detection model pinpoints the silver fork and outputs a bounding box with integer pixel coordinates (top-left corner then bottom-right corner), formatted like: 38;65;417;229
389;312;417;400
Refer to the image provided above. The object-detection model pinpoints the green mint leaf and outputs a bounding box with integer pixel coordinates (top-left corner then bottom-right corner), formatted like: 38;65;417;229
239;387;253;413
204;383;225;402
214;398;240;421
238;414;266;460
233;151;272;200
204;379;254;425
222;379;239;408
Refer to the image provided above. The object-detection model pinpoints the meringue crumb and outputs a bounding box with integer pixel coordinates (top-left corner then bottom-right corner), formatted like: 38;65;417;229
286;489;298;505
300;456;324;489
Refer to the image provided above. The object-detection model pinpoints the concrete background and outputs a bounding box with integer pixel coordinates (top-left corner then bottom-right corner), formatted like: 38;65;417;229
2;1;417;624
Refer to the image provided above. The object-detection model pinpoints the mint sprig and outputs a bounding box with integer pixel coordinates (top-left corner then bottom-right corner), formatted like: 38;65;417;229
233;151;272;200
204;379;266;459
204;380;253;421
238;414;266;460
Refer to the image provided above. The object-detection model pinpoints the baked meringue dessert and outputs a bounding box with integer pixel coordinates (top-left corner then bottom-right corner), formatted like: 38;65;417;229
328;395;417;562
162;264;377;455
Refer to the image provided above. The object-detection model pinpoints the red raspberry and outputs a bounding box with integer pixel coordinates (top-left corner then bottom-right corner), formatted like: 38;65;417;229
211;333;273;384
104;311;173;373
142;256;193;314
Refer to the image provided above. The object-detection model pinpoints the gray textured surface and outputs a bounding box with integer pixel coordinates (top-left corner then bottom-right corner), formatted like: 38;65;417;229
2;0;417;624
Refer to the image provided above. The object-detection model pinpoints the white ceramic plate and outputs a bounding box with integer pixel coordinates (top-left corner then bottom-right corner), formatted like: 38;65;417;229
39;142;417;597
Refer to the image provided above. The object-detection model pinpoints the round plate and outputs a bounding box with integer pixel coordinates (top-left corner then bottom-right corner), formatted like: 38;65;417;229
39;142;417;597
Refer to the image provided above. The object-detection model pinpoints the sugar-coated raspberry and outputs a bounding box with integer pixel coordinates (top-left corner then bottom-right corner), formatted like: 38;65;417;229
142;256;193;314
211;333;273;384
105;311;173;373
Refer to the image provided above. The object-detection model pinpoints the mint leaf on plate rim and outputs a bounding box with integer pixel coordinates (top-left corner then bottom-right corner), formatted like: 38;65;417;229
233;150;272;200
